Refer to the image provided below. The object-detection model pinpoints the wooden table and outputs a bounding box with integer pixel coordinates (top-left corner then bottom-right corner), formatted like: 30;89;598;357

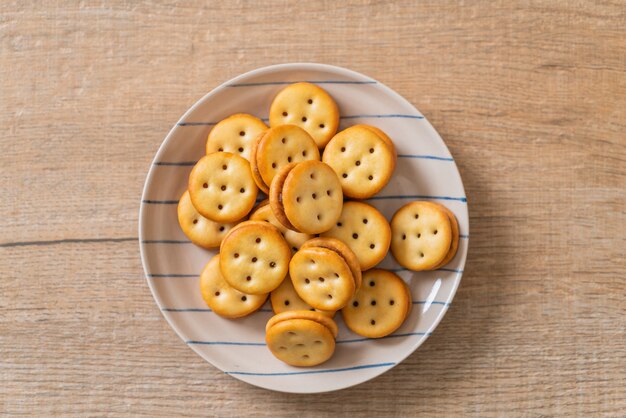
2;1;624;416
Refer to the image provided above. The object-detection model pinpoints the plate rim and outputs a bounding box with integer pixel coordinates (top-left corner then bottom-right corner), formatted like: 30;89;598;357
139;62;468;393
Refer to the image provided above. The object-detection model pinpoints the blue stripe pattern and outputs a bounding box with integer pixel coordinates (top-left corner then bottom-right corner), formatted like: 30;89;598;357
164;308;273;313
397;154;453;161
142;240;191;244
366;195;467;202
340;114;423;120
147;273;197;278
226;80;377;87
225;362;395;377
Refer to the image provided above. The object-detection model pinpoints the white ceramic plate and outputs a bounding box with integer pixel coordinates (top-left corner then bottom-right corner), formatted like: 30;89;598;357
139;63;468;393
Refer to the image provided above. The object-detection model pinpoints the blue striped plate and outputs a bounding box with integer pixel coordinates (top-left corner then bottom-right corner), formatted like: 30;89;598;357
139;63;468;393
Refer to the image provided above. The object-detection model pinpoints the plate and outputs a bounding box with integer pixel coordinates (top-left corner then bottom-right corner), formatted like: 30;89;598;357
139;63;468;393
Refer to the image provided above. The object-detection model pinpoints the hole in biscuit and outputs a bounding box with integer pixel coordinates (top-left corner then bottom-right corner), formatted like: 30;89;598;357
269;261;276;268
390;299;395;305
219;226;225;232
309;308;315;311
319;124;325;128
355;160;361;166
288;331;296;335
326;190;331;196
220;185;226;191
287;156;292;163
368;175;373;180
302;354;309;359
255;237;261;243
370;243;375;249
307;99;313;104
238;147;244;153
337;222;342;227
312;193;317;199
369;148;374;153
234;253;239;258
296;343;305;347
371;300;377;306
279;346;287;350
203;183;208;188
402;234;406;240
417;233;421;238
302;116;307;122
353;301;359;307
310;259;315;264
327;294;333;299
218;147;223;152
239;131;245;136
352;233;359;239
434;230;438;235
271;162;277;168
302;150;307;157
251;257;258;263
284;300;290;306
342;173;348;178
214;291;220;296
318;277;324;282
415;213;419;219
369;281;375;287
371;319;376;325
222;165;227;170
246;276;251;281
192;219;198;224
292;246;298;252
341;147;346;152
316;214;321;220
281;137;286;144
218;204;223;210
420;252;425;258
282;111;288;117
363;218;368;224
296;196;300;203
310;173;315;179
334;273;339;278
314;340;322;344
304;278;310;284
241;296;247;301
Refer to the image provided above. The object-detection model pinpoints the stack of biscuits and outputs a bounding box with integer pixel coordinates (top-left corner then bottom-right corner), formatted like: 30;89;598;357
178;82;459;367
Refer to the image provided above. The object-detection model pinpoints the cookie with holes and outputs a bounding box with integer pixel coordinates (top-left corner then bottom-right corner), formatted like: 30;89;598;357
249;200;312;253
322;125;396;199
342;269;411;338
390;201;453;271
269;160;343;234
300;237;362;292
177;190;238;248
188;152;258;223
289;246;356;311
270;276;335;318
266;310;337;366
269;82;339;148
433;204;459;269
219;220;291;294
199;255;268;318
250;124;320;193
321;201;391;270
205;113;268;161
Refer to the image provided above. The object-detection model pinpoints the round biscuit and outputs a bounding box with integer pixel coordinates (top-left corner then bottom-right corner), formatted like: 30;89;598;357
289;246;355;311
433;204;460;269
250;202;312;252
321;201;391;270
265;310;338;337
322;125;395;199
199;255;267;318
265;318;335;367
206;113;268;161
341;269;411;338
256;125;320;188
269;82;339;148
249;131;270;194
268;162;298;231
390;201;452;271
270;278;336;318
300;237;362;291
219;220;292;294
177;190;237;248
188;152;258;222
281;161;343;234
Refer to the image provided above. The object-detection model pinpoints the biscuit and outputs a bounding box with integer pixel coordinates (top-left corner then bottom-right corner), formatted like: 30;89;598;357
255;125;320;190
269;82;339;148
289;246;355;311
249;132;271;194
199;255;267;318
188;152;258;222
270;160;343;234
341;269;411;338
266;317;335;367
206;113;268;161
300;237;362;292
177;190;237;248
266;309;338;338
432;204;460;269
270;276;335;318
321;201;391;270
219;220;291;294
249;200;312;252
390;201;452;271
322;125;396;199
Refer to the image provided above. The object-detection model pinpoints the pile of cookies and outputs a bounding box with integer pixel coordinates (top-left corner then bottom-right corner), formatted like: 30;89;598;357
178;82;458;367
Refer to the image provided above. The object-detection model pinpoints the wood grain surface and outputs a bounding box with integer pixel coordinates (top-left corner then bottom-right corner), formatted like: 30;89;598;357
1;1;624;416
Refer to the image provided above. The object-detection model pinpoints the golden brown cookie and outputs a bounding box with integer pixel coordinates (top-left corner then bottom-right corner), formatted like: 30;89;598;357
432;204;459;269
321;201;391;270
249;131;271;194
289;246;355;311
322;125;396;199
177;190;237;248
265;309;338;338
270;160;343;234
219;220;291;294
300;237;362;292
265;316;336;367
270;277;335;318
249;200;312;252
188;152;258;222
341;269;411;338
206;113;268;161
390;201;452;271
199;255;268;318
269;82;339;148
